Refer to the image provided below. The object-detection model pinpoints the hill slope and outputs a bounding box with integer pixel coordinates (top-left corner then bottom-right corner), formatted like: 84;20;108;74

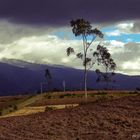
0;59;140;96
0;95;139;140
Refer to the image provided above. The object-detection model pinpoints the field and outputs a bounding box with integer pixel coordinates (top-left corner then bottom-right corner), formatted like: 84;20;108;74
0;91;138;117
0;91;140;139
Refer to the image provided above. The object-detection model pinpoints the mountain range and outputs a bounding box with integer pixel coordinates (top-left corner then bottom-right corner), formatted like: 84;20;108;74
0;58;140;96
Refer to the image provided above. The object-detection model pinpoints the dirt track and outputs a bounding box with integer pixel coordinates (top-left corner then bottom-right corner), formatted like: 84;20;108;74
0;95;140;140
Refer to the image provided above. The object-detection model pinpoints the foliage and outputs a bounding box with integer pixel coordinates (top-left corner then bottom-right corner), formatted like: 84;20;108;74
0;94;46;116
45;68;52;91
45;106;55;112
45;68;52;80
66;18;116;98
94;45;116;86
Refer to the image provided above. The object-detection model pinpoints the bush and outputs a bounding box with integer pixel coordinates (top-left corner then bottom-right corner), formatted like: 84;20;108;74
97;91;107;95
0;110;2;116
47;95;52;99
44;94;52;99
45;106;55;112
129;91;138;94
59;95;65;98
59;93;82;98
13;105;18;110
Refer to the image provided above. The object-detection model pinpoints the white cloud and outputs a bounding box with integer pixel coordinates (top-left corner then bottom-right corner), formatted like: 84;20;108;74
131;21;140;33
106;30;121;36
113;43;140;75
103;40;125;55
0;34;83;68
109;40;124;47
116;20;140;34
0;19;139;75
1;35;139;75
121;59;140;75
122;60;140;70
101;40;140;75
116;22;134;33
103;20;140;35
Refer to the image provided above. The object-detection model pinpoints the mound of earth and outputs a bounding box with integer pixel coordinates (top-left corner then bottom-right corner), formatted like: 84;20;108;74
0;95;140;140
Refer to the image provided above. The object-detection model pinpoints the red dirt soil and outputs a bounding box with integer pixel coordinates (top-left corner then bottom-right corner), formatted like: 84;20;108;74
0;95;140;140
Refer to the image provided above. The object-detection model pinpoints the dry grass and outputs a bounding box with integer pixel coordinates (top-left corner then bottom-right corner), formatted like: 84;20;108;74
0;106;46;118
0;104;79;118
0;90;139;117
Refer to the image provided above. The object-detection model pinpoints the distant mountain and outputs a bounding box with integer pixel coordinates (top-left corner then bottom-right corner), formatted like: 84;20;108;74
0;58;140;96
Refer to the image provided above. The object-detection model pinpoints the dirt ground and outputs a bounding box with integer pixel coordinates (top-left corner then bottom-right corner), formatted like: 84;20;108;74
0;95;140;140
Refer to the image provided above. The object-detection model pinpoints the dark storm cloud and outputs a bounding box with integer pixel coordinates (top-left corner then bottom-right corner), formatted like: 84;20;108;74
0;0;139;26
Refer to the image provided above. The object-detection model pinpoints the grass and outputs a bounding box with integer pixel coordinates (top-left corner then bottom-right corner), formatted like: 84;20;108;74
0;93;47;116
0;106;46;118
0;90;139;117
0;104;79;118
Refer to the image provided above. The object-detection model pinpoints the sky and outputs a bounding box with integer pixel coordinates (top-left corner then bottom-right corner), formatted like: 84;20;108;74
0;0;140;75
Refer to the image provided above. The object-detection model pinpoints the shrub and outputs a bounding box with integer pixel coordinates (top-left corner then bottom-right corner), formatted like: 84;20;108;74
13;105;18;110
97;91;107;95
47;95;52;99
45;106;55;112
0;110;2;116
59;95;65;98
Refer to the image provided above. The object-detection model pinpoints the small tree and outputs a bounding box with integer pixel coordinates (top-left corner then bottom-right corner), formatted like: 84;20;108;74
45;68;52;91
66;19;116;99
94;45;116;89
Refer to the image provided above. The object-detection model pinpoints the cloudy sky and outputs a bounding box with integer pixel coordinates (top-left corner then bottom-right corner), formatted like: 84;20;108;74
0;0;140;75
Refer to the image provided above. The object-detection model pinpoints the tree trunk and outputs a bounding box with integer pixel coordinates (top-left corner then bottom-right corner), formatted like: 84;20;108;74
83;34;88;100
84;65;87;100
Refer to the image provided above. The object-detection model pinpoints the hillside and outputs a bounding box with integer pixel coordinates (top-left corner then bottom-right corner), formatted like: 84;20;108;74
0;59;140;96
0;95;139;140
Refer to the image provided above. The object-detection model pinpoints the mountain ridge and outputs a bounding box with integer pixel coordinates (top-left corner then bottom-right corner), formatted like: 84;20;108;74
0;59;140;96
